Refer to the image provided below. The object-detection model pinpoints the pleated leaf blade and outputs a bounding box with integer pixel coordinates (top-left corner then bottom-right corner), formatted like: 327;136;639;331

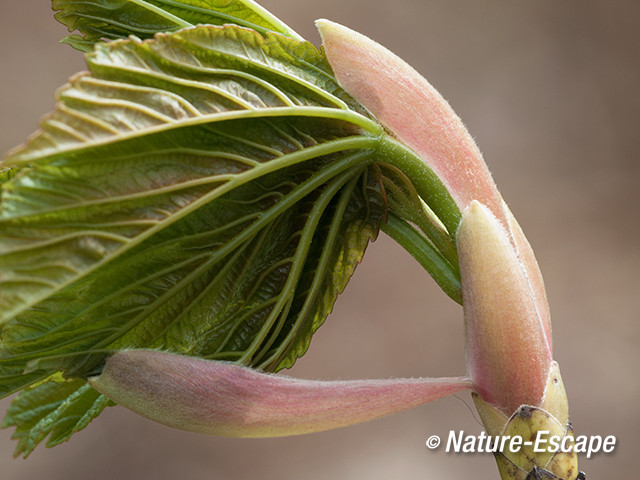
53;0;304;51
0;25;386;454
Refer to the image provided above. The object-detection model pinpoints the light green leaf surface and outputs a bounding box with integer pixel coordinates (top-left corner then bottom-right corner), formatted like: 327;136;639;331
53;0;304;51
1;11;466;452
0;25;387;453
2;378;113;458
1;25;378;324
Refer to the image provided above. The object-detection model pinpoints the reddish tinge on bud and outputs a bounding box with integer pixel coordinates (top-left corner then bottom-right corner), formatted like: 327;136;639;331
457;201;552;414
317;19;554;413
316;18;504;223
89;350;470;437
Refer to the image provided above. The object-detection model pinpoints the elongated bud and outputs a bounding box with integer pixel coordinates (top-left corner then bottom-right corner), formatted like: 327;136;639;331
317;19;580;479
317;19;552;345
317;18;504;223
89;350;470;437
458;202;580;479
458;200;551;413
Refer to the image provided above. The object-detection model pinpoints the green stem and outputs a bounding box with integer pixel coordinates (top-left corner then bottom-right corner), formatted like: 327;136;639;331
409;205;459;270
382;212;462;305
376;135;461;237
379;163;459;269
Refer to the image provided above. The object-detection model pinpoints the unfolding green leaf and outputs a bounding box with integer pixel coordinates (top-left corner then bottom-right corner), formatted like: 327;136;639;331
1;11;466;453
1;25;378;324
53;0;304;51
59;34;97;53
2;378;112;458
0;25;387;450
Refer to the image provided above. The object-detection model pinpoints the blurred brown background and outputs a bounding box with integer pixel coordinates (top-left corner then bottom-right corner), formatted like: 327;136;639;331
1;1;638;478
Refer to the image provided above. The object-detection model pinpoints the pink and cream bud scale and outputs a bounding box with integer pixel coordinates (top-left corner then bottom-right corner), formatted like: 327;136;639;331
317;19;581;479
89;350;470;437
458;202;577;479
457;201;552;414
